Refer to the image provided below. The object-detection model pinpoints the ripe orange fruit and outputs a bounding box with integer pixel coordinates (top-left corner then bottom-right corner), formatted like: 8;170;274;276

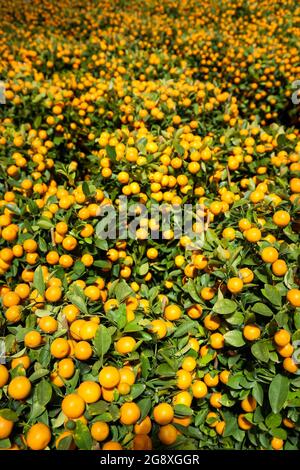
62;235;77;251
271;437;284;450
62;304;79;323
132;434;153;450
2;291;20;308
201;287;215;300
227;277;243;294
241;396;257;412
243;324;261;341
102;441;123;450
24;330;42;348
134;416;152;435
216;421;225;436
219;370;230;384
164;304;182;321
287;289;300;307
210;332;225;349
210;392;222;408
70;319;85;340
0;416;14;439
120;402;141;425
62;394;85;419
50;338;70;358
74;341;93;360
14;283;30;299
26;423;51;450
153;403;174;425
204;372;219;387
84;285;100;301
101;387;116;402
99;366;120;388
261;247;279;263
274;329;291;347
11;355;31;370
77;381;101;403
187;304;203;319
45;286;62;302
238;414;252;430
283;417;295;429
80;320;98;340
57;358;74;379
283;357;298;373
204;314;221;331
272;259;287;276
150;319;167;338
39;315;58;333
191;380;208;398
23;239;38;253
119;367;135;385
181;356;197;372
277;343;294;358
239;268;254;284
115;336;136;354
8;376;31;400
244;227;261;242
158;424;178;445
273;210;290;227
176;369;192;390
91;421;109;441
5;305;22;323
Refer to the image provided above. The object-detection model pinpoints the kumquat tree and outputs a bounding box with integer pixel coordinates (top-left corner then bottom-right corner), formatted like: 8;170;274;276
0;0;300;452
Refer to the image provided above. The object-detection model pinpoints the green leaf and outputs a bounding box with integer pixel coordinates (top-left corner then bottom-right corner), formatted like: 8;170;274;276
252;382;264;406
174;404;193;417
271;428;287;440
156;363;175;376
114;280;133;302
33;265;45;296
105;145;116;159
74;420;93;450
107;304;127;330
252;302;273;317
173;321;196;338
223;330;245;347
140;352;151;379
0;409;18;422
67;294;88;315
137;397;152;421
0;439;11;449
29;368;49;382
251;342;269;363
137;262;149;276
268;374;289;414
37;218;53;230
37;379;52;406
29;402;46;420
57;434;74;450
184;280;202;303
93;324;111;366
88;400;109;416
213;299;237;315
266;413;282;429
130;384;145;400
222;412;238;437
262;284;282;307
